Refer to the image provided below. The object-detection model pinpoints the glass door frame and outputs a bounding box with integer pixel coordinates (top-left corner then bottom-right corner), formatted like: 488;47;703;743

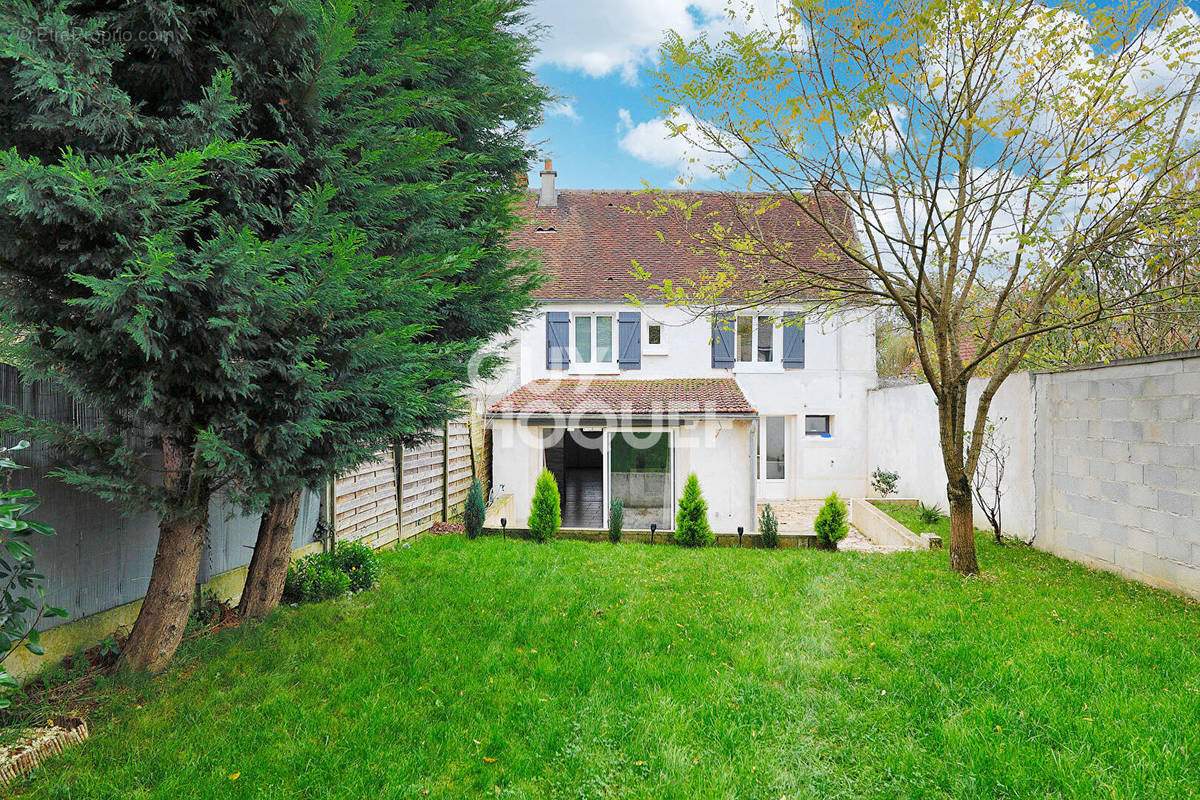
757;415;789;496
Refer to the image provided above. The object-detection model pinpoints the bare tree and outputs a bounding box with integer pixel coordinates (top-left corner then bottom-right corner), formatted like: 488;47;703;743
643;0;1200;573
970;421;1009;544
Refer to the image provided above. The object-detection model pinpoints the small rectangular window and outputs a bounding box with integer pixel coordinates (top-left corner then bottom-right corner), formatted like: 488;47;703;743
805;415;831;437
756;316;773;362
647;324;662;345
736;316;754;362
595;315;613;363
574;316;592;363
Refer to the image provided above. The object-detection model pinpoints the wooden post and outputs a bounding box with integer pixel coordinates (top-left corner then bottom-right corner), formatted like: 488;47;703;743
324;475;337;553
393;440;404;541
441;422;450;521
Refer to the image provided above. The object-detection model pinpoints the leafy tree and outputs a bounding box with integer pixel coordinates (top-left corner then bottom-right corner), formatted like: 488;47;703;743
969;422;1010;544
0;441;66;707
814;493;849;550
870;468;900;498
673;473;713;547
528;469;561;543
758;503;779;549
464;478;486;540
648;0;1200;573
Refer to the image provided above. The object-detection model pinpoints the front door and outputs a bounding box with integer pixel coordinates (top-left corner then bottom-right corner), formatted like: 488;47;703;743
757;416;788;500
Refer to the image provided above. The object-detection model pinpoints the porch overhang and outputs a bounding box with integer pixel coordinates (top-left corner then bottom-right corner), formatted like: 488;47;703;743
485;378;757;422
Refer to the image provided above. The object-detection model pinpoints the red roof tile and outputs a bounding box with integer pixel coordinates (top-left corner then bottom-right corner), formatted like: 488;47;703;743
486;378;755;417
514;190;857;301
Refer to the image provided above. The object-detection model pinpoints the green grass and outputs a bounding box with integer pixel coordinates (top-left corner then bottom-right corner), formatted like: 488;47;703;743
9;534;1200;799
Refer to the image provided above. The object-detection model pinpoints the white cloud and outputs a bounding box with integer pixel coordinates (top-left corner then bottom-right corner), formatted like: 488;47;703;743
530;0;788;84
546;100;581;121
616;106;745;181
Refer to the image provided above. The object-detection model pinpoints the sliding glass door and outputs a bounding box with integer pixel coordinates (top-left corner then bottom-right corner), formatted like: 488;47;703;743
607;430;673;530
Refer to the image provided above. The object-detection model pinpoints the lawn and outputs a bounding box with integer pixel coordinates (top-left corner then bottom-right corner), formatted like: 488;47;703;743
9;532;1200;799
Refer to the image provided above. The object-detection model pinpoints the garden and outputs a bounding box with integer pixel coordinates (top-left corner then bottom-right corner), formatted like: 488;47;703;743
4;518;1199;798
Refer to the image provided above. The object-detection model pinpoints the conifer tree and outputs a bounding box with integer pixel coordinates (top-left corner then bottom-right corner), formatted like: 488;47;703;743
0;0;547;664
464;478;486;540
673;474;714;547
528;470;561;543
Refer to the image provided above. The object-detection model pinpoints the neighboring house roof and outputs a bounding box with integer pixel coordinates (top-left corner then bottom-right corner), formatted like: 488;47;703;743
486;378;756;417
514;189;856;302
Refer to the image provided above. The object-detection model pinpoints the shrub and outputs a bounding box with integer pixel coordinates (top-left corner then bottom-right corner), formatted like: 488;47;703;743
814;492;849;549
333;541;380;592
608;498;624;543
870;467;900;497
673;473;714;547
917;501;945;525
283;542;378;604
528;469;561;542
464;478;485;540
759;504;780;549
0;441;67;708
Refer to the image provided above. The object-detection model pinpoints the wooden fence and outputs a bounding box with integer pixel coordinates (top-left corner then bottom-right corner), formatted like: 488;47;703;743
333;413;487;548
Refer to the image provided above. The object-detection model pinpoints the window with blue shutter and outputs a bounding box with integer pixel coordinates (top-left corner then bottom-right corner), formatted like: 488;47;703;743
618;312;641;370
782;313;805;369
711;314;734;368
546;311;570;369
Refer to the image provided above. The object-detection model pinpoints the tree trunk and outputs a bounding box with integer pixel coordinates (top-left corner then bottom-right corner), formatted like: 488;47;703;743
238;489;303;620
947;473;979;575
119;508;209;673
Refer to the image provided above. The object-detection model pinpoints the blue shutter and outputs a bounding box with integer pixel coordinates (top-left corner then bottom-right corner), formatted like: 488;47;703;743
618;311;641;370
711;314;734;368
782;313;805;369
546;312;570;370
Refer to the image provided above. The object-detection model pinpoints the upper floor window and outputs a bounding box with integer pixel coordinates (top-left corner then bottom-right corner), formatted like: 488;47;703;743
573;314;614;364
737;315;773;362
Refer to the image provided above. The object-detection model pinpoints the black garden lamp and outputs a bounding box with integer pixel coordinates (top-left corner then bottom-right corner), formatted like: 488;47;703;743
738;526;744;547
500;517;507;539
650;523;657;545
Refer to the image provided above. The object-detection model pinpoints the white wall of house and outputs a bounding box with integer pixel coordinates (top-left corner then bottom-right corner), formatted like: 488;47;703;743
479;301;876;503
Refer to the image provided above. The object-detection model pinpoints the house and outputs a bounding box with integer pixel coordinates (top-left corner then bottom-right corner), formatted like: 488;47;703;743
481;162;876;534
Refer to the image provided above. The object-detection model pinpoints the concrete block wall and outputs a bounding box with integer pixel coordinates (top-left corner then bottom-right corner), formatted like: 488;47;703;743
1035;353;1200;598
869;351;1200;599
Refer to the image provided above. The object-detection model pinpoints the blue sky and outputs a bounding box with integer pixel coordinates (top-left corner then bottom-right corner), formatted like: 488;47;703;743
522;1;774;190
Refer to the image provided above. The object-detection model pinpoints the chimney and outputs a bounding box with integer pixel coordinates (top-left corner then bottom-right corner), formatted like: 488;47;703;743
538;158;557;208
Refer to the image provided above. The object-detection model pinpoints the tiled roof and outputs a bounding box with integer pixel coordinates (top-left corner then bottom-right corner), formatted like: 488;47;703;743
486;378;756;417
513;190;858;301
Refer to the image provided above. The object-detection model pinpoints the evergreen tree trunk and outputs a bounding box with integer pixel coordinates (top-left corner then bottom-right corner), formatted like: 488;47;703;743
119;439;210;673
238;489;302;620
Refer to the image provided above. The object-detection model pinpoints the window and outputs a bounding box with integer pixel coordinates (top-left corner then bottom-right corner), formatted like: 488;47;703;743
805;415;832;437
573;314;614;364
644;321;667;355
757;416;787;480
647;324;662;345
736;315;773;362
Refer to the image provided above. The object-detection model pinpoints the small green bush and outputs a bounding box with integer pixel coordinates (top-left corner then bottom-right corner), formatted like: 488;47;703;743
759;504;779;549
870;467;900;497
528;469;561;542
333;541;380;592
284;542;379;603
608;498;624;543
814;492;849;549
673;473;714;547
464;478;485;540
917;501;945;525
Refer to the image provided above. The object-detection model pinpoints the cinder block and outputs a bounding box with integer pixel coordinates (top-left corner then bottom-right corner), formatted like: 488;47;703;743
1143;375;1178;396
1090;460;1116;482
1113;544;1146;571
1159;490;1196;518
1173;422;1200;446
1101;398;1131;419
1140;507;1175;535
1102;480;1129;503
1126;528;1157;553
1144;420;1173;444
1108;420;1145;441
1102;441;1132;461
1127;484;1160;510
1144;464;1179;490
1159;446;1195;468
1114;462;1144;484
1174;369;1200;395
1157;535;1192;564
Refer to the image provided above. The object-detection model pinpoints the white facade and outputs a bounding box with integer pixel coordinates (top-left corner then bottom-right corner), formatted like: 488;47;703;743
482;300;877;533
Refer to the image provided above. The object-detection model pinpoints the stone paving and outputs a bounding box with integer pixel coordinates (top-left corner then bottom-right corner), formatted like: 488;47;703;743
757;500;912;553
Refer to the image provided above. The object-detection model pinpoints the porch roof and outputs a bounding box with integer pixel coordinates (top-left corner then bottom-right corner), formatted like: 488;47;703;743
485;378;756;418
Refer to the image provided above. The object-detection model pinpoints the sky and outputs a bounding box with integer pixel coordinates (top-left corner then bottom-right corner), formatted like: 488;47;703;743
522;0;766;191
